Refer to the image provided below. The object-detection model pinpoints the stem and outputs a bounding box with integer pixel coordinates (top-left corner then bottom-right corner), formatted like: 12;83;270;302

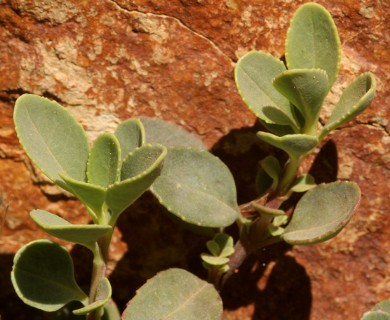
277;156;301;195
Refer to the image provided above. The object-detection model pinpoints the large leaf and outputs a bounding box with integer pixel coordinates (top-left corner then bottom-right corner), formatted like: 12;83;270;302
320;72;376;139
257;132;318;159
14;94;89;184
73;278;111;315
235;51;300;131
140;117;206;150
122;269;222;320
115;118;145;161
30;210;111;248
285;3;341;89
273;69;329;134
106;144;167;223
11;240;87;312
282;182;360;245
150;148;239;228
87;133;121;187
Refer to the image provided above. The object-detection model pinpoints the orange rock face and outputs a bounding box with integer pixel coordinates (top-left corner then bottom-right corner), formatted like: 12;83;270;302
0;1;388;319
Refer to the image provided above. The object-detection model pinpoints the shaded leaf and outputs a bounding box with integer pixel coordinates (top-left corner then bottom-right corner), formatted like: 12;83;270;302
106;144;167;223
115;119;145;161
286;3;340;89
282;182;360;245
73;278;111;315
14;94;89;184
321;72;376;139
151;148;239;228
122;269;222;320
11;240;87;312
140;117;206;150
235;51;299;131
273;69;329;134
87;133;121;187
257;132;318;159
201;254;229;266
290;174;316;193
30;210;111;248
260;155;282;191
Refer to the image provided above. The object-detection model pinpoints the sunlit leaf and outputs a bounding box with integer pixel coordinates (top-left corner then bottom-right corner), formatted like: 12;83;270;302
115;119;145;161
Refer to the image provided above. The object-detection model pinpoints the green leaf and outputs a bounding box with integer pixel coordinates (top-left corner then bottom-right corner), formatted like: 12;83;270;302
260;155;282;191
106;144;167;223
200;254;230;266
321;72;376;139
87;133;121;187
60;173;106;221
361;312;390;320
373;300;390;313
273;69;329;134
14;94;89;184
257;132;318;159
150;148;239;228
115;118;145;161
140;117;206;150
11;240;87;312
255;167;273;196
73;278;112;315
286;3;341;89
235;51;300;131
282;182;360;245
290;174;316;193
252;203;285;217
213;233;234;257
30;210;111;248
122;269;222;320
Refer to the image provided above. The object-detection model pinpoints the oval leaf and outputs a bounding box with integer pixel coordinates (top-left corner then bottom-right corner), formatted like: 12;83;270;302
282;182;360;245
11;240;87;312
286;3;341;89
87;133;121;187
14;94;89;184
273;69;329;134
30;210;111;248
106;144;167;223
141;117;206;150
73;278;112;315
321;72;376;139
115;118;145;161
150;148;239;228
122;269;222;320
257;132;318;159
235;51;299;131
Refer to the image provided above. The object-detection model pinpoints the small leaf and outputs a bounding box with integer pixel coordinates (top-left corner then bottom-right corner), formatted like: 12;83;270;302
257;132;318;159
11;240;87;312
115;119;145;161
290;174;316;193
122;269;222;320
87;133;121;187
321;72;376;139
60;173;106;220
206;241;221;257
14;94;89;184
213;233;234;257
73;278;112;315
282;182;360;245
255;168;274;196
30;210;111;248
140;117;206;150
235;51;300;131
106;144;167;223
201;254;230;266
260;156;282;191
252;202;286;217
286;3;341;89
151;148;239;228
273;69;329;134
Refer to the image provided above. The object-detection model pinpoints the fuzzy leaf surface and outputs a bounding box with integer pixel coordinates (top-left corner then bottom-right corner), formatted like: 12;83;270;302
321;72;376;139
30;210;111;247
122;268;222;320
115;119;145;161
14;94;89;184
235;51;299;130
151;148;239;228
282;182;360;244
87;133;121;187
286;3;340;89
106;144;167;223
11;240;87;312
141;117;206;149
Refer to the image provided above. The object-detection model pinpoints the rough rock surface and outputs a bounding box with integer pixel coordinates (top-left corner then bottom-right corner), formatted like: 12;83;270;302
0;0;388;319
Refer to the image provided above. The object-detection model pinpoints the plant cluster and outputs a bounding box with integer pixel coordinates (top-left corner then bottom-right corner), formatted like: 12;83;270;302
10;3;377;319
